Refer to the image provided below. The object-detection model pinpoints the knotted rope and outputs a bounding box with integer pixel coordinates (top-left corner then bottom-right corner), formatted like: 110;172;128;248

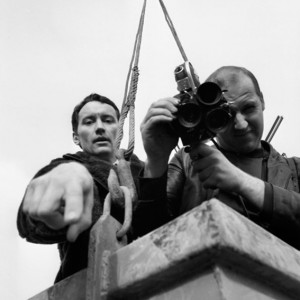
105;1;147;239
107;0;189;238
115;0;147;160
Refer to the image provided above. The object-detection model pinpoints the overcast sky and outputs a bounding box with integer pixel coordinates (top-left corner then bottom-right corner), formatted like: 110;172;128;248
2;0;300;298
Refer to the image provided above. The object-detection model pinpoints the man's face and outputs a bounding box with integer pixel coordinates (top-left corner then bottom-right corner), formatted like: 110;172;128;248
73;101;119;161
215;72;264;154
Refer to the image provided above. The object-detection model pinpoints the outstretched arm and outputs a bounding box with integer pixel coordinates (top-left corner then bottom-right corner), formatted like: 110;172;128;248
17;162;94;243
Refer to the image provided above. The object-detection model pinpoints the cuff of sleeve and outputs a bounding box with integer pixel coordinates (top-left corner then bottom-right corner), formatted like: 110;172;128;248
259;182;274;227
246;182;273;228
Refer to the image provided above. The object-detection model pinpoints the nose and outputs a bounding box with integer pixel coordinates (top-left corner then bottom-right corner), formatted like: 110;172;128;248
234;112;248;130
95;119;105;133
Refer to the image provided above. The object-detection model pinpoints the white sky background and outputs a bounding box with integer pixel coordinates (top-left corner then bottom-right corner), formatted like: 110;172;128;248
1;0;300;298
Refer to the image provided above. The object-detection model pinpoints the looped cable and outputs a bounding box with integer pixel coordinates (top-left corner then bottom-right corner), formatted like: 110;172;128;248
116;186;132;238
106;2;146;239
115;149;138;210
116;66;139;160
106;149;138;238
102;186;132;239
102;192;112;216
115;0;147;160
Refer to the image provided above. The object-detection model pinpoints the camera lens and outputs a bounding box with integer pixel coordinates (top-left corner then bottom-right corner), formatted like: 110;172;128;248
197;82;222;106
174;66;185;80
178;102;202;128
206;108;232;132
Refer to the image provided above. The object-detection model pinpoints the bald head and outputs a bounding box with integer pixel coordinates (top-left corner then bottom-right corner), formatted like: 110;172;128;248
205;66;264;109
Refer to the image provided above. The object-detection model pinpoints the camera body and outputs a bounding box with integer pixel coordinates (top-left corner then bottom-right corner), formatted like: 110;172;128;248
173;62;233;146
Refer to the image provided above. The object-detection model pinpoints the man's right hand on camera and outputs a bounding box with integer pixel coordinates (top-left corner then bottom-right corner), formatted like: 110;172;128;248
140;97;179;178
22;162;94;242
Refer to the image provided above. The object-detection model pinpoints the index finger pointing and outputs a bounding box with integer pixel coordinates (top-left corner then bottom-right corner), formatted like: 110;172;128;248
63;184;84;224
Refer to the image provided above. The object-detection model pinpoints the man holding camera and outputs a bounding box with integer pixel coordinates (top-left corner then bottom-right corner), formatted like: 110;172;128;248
140;66;300;250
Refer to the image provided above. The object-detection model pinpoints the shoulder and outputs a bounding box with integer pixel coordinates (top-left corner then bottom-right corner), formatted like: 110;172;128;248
33;152;81;178
264;141;287;164
266;141;300;175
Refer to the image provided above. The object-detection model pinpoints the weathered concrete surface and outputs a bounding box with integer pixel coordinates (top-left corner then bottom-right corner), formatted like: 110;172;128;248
86;213;127;300
145;265;294;300
28;213;127;300
107;199;300;299
28;198;300;300
28;269;86;300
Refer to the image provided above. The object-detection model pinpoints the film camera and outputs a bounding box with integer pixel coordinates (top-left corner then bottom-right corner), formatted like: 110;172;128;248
172;62;233;146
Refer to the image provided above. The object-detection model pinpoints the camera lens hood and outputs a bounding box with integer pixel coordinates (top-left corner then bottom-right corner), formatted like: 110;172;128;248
197;82;223;106
177;102;202;128
206;107;232;133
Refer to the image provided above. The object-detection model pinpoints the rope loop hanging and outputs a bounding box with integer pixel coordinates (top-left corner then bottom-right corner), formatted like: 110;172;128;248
106;0;146;239
106;0;187;238
106;149;138;239
115;0;147;160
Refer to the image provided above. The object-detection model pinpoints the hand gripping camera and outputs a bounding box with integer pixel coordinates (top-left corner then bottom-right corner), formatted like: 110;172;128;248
172;62;233;146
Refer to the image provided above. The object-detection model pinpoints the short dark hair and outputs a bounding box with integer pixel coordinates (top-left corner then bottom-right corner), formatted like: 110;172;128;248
71;93;120;133
205;66;264;102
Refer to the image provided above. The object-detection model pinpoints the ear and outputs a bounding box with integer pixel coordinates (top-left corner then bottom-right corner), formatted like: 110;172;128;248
73;132;81;146
260;92;265;111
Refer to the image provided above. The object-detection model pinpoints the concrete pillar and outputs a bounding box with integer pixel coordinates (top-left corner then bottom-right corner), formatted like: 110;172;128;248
29;199;300;300
106;199;300;299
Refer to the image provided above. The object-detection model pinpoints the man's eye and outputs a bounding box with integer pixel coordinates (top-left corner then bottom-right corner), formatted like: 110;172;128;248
83;119;93;125
243;105;256;113
104;117;115;123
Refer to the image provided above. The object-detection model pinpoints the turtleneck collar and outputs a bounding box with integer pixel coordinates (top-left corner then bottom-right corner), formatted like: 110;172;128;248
218;141;270;159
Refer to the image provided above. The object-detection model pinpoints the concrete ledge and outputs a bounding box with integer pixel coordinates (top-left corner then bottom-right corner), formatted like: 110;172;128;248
29;269;86;300
29;199;300;299
107;199;300;299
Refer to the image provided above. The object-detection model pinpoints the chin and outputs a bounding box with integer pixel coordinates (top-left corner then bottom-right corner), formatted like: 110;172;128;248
94;149;112;156
220;139;260;154
100;149;117;160
236;141;261;154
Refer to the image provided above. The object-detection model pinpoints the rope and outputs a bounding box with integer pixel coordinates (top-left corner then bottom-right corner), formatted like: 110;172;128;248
115;0;147;160
116;0;187;159
104;0;189;240
105;1;146;240
158;0;188;62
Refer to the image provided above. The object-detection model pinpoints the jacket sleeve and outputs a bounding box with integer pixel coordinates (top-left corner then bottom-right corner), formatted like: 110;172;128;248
16;158;73;244
133;171;170;237
134;149;187;236
256;157;300;248
166;151;186;218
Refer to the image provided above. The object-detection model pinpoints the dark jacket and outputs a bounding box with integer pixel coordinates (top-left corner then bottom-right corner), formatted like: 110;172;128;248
141;141;300;250
17;151;165;282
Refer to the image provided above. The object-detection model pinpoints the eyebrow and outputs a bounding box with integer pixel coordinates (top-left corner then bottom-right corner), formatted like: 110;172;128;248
81;112;117;120
228;98;259;111
81;114;95;121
